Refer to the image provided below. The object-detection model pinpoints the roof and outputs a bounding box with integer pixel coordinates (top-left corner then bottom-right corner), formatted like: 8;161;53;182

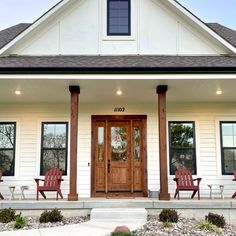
207;23;236;47
0;55;236;74
0;23;31;49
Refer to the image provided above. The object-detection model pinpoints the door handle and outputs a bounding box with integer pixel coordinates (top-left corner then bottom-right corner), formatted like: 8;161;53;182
108;160;111;174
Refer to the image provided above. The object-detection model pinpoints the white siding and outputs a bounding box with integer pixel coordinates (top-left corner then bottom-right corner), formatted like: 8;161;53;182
0;102;236;199
8;0;227;56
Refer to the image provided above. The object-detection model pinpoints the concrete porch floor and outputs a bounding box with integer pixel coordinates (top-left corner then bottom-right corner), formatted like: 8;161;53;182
0;198;236;225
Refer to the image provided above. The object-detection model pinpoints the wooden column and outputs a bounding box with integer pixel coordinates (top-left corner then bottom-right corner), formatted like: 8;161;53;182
156;85;170;200
68;85;80;201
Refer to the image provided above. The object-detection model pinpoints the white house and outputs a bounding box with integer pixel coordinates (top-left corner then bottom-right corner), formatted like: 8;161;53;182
0;0;236;201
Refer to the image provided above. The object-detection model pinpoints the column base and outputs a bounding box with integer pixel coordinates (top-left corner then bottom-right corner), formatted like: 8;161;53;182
159;192;170;200
67;193;78;201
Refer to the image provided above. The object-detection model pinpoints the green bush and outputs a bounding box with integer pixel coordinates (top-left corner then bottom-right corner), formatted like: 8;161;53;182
14;215;27;229
111;233;133;236
39;209;63;223
195;220;220;233
162;220;173;228
159;209;179;223
205;212;226;228
0;208;17;223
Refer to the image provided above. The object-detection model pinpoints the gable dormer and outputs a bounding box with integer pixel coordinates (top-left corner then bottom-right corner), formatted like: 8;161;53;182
1;0;235;56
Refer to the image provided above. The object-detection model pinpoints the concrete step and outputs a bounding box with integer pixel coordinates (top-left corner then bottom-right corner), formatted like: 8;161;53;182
90;208;147;221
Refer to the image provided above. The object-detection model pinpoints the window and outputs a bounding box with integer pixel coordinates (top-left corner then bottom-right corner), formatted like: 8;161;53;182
40;122;68;175
220;122;236;174
169;121;196;175
0;122;16;176
107;0;131;35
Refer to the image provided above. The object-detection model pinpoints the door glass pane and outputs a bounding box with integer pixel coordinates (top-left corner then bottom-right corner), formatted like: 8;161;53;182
134;127;140;161
111;127;128;161
98;127;104;162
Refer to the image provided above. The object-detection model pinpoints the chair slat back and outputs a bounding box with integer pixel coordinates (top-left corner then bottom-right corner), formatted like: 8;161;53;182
44;167;62;188
234;170;236;179
175;167;194;186
0;170;2;180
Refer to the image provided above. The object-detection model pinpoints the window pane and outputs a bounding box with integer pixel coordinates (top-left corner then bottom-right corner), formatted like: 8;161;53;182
108;0;130;35
0;150;14;176
98;127;104;162
42;150;66;175
170;122;194;147
222;149;236;174
134;127;140;161
0;124;15;148
111;127;128;161
43;124;67;148
222;123;233;136
170;148;196;175
223;136;234;147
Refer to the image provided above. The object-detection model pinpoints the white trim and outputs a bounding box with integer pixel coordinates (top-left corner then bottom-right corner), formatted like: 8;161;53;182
101;0;137;41
0;0;75;55
0;73;236;80
163;0;236;54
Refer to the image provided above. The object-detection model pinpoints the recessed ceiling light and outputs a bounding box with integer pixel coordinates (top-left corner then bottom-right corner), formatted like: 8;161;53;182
216;89;223;95
15;90;21;95
116;90;122;95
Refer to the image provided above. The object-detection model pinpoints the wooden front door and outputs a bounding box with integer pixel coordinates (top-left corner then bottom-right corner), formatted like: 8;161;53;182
91;115;147;197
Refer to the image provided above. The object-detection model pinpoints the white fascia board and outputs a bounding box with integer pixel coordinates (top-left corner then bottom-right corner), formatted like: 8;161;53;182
1;74;236;80
165;0;236;54
0;0;73;55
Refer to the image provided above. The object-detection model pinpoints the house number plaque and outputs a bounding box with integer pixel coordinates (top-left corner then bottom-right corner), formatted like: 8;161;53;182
114;107;125;112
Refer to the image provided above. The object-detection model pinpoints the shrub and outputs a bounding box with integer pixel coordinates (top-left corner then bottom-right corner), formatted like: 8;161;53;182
205;212;226;228
14;215;27;229
159;209;179;223
162;220;173;228
0;208;17;223
195;220;220;233
111;233;133;236
39;209;63;223
111;225;133;236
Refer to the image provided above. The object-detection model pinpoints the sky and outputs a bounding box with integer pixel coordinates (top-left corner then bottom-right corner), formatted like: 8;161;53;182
0;0;235;31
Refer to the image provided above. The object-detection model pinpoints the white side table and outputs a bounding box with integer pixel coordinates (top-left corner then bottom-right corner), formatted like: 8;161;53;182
207;184;224;199
19;186;29;200
9;186;15;200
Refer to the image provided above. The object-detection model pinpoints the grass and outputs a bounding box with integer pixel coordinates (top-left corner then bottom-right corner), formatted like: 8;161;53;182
195;220;220;233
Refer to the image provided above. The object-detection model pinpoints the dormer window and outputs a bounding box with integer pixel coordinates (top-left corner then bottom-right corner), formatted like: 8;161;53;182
107;0;131;36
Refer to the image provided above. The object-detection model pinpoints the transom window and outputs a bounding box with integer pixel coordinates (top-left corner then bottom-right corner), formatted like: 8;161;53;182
169;121;196;175
220;122;236;174
40;122;68;175
107;0;131;36
0;122;16;176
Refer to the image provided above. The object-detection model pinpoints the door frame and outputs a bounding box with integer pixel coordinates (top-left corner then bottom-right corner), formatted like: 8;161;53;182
91;115;148;197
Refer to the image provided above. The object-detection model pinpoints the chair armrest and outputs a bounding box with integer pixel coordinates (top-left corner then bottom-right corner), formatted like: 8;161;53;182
233;179;236;181
193;178;202;185
0;180;3;182
173;177;179;185
34;178;44;186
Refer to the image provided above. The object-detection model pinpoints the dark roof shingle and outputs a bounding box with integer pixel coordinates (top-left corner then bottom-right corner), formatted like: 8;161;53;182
0;23;31;49
207;23;236;47
0;55;236;72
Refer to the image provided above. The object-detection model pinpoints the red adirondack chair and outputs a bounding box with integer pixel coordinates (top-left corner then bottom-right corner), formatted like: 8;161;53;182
232;170;236;198
34;167;64;200
173;167;202;200
0;170;4;200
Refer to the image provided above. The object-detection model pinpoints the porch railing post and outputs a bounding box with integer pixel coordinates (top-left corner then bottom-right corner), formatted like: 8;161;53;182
156;85;170;200
68;85;80;201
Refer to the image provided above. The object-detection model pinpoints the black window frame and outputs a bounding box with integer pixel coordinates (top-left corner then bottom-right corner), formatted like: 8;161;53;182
220;121;236;175
40;122;68;176
168;121;197;175
0;122;16;176
107;0;131;36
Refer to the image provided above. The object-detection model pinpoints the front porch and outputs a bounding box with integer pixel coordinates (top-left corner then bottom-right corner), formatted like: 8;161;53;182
1;198;236;225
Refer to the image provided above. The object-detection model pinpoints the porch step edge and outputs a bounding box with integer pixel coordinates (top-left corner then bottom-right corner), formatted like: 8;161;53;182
90;208;147;220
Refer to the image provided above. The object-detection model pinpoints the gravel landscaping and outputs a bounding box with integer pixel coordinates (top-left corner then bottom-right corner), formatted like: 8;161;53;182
0;215;236;236
0;215;89;232
133;216;236;236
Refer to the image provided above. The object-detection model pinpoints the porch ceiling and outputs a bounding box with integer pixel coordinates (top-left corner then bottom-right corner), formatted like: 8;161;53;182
0;78;236;103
